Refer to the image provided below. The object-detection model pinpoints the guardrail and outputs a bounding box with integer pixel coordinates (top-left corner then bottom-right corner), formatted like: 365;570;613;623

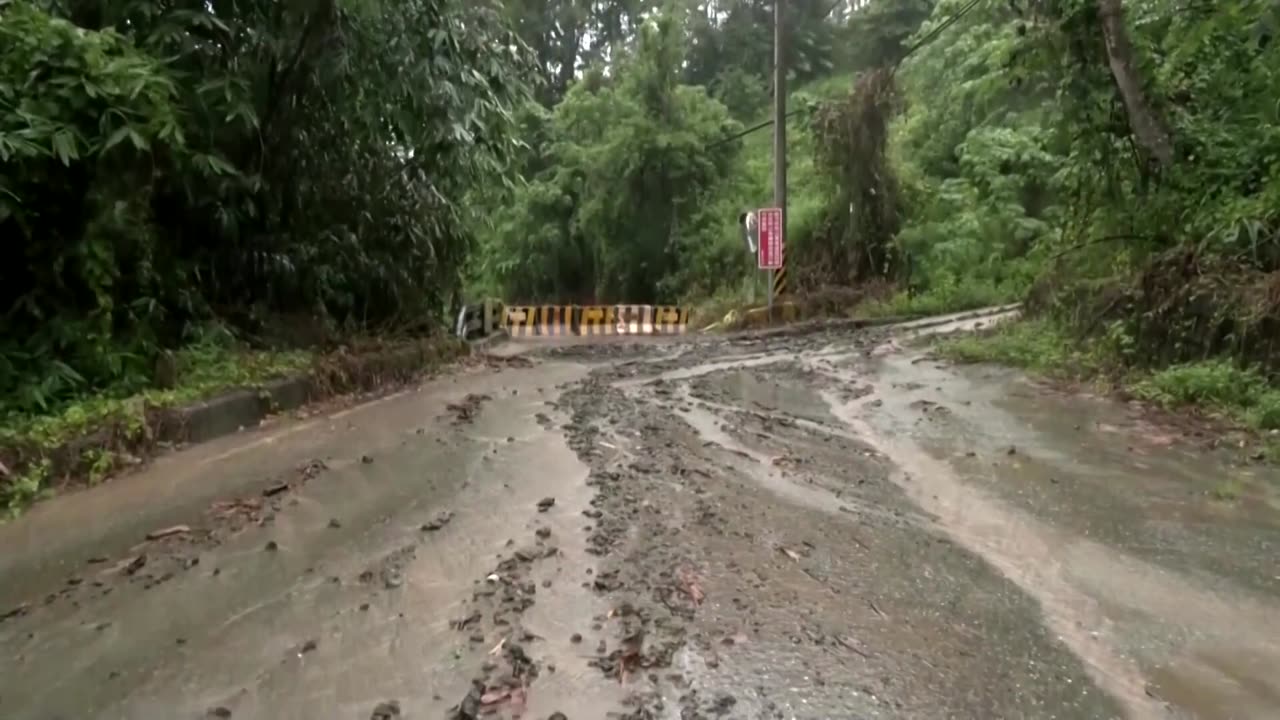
454;300;505;341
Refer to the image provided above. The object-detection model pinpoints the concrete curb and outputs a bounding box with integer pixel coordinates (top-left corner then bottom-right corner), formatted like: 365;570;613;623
2;339;469;504
151;376;316;446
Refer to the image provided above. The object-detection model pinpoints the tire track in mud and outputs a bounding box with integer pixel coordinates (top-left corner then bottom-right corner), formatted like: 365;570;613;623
551;333;1123;720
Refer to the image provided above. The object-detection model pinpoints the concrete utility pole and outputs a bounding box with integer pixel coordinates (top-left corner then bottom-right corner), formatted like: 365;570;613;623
770;0;787;317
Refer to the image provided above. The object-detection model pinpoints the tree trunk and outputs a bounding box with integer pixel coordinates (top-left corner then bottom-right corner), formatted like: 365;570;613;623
555;19;581;99
1097;0;1174;170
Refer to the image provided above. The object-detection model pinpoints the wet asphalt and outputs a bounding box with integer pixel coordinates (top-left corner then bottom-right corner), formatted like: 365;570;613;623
1;310;1278;720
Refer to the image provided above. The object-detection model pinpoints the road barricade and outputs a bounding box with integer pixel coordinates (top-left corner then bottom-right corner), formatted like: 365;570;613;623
454;300;505;340
500;304;690;338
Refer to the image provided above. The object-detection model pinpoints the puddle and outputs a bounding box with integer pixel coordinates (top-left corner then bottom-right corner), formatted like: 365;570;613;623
821;389;1166;720
830;342;1280;720
0;362;625;720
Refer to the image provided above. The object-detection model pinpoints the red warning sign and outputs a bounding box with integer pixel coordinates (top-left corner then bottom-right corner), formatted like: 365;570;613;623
757;207;783;270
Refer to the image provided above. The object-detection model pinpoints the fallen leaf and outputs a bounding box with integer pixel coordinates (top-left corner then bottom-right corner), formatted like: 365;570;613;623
677;566;705;606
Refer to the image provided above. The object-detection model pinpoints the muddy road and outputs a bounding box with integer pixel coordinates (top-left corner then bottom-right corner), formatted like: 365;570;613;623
2;310;1279;720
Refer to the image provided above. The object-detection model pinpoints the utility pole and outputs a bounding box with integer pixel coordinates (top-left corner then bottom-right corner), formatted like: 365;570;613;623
770;0;787;318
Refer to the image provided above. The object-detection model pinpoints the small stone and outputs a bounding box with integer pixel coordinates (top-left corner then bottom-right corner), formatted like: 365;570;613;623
542;580;552;588
536;497;556;512
176;637;186;645
360;603;371;612
570;633;583;644
370;700;401;719
361;455;374;464
264;541;278;552
549;713;567;720
535;527;551;539
299;639;318;654
328;518;342;529
207;707;232;719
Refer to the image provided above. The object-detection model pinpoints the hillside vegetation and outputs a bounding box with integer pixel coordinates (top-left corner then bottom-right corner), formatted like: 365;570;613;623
6;0;1280;510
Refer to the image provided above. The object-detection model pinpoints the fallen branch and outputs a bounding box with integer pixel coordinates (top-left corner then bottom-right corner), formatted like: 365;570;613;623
868;598;888;619
146;525;190;541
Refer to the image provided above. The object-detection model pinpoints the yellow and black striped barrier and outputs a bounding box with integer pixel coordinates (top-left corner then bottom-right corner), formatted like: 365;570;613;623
503;305;691;338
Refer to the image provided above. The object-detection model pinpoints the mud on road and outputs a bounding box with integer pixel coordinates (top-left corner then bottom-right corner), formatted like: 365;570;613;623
2;312;1279;719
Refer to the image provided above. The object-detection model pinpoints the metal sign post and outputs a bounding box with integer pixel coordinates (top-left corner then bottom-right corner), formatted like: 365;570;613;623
758;206;784;316
771;0;787;320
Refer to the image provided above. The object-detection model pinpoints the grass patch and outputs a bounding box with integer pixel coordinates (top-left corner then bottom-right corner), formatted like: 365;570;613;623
939;318;1280;467
2;341;312;450
935;318;1101;375
1209;478;1244;502
859;281;1019;320
1;338;312;515
1131;361;1280;431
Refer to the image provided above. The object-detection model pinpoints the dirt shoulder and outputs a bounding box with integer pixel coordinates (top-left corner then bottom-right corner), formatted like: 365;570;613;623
0;337;470;517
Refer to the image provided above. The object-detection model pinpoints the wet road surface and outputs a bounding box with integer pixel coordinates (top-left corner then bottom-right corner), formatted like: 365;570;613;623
2;310;1278;719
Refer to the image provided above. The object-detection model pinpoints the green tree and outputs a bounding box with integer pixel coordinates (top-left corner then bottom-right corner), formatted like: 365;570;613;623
477;7;742;303
2;0;533;412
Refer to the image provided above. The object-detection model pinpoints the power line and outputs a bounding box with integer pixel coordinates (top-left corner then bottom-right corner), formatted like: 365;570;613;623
703;0;985;149
706;109;805;150
897;0;983;66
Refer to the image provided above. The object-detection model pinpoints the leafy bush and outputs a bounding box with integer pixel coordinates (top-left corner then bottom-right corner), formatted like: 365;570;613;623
936;319;1098;375
1133;361;1280;430
2;0;532;416
863;280;1020;319
1;4;187;411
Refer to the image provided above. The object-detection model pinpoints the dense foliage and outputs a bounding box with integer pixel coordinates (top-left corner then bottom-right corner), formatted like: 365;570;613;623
476;0;1280;380
2;0;530;414
11;0;1280;414
891;0;1280;371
